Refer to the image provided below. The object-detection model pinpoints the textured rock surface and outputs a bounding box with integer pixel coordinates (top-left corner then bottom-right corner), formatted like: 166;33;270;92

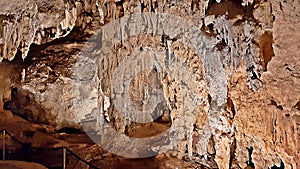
0;0;299;169
229;1;300;169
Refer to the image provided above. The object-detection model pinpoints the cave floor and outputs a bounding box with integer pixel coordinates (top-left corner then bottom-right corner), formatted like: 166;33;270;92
0;110;203;169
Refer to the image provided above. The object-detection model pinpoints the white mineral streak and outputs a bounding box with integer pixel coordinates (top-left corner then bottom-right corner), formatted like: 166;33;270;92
242;0;254;6
96;2;105;24
60;3;77;32
103;95;110;112
21;69;26;83
167;40;172;64
200;0;210;18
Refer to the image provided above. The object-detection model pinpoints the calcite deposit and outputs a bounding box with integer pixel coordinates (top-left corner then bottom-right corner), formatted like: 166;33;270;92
0;0;299;169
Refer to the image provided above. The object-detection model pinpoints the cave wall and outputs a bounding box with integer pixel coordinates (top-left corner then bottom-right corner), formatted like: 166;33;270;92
0;0;299;169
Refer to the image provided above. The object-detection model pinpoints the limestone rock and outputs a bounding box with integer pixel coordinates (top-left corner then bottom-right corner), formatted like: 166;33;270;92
0;0;299;168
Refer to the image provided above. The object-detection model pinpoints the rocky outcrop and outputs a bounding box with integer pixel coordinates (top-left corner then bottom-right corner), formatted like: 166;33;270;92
1;0;66;61
230;1;300;169
0;0;109;61
0;0;299;169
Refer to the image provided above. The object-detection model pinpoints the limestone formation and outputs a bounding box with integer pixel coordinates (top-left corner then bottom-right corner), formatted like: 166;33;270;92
0;0;299;169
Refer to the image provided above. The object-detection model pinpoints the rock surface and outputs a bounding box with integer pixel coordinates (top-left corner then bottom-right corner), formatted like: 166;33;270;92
0;0;299;169
0;160;47;169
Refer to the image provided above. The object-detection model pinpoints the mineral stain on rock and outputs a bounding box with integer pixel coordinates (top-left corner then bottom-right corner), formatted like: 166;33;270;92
259;30;274;71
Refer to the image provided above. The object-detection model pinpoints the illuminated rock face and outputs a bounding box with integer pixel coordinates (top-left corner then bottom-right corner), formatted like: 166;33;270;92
0;0;299;168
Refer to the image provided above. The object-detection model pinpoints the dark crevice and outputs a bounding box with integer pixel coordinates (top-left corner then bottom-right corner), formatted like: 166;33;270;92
23;130;35;138
201;21;217;37
191;0;200;11
150;0;158;12
293;101;300;111
205;0;262;33
247;66;260;79
141;1;147;12
229;136;237;169
115;0;125;17
207;23;214;32
26;26;90;63
270;161;285;169
246;147;255;168
150;0;155;12
270;100;284;110
215;38;227;51
57;127;82;134
284;64;293;72
115;0;123;6
226;97;236;119
207;0;244;19
279;2;283;11
208;135;216;155
161;35;177;47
